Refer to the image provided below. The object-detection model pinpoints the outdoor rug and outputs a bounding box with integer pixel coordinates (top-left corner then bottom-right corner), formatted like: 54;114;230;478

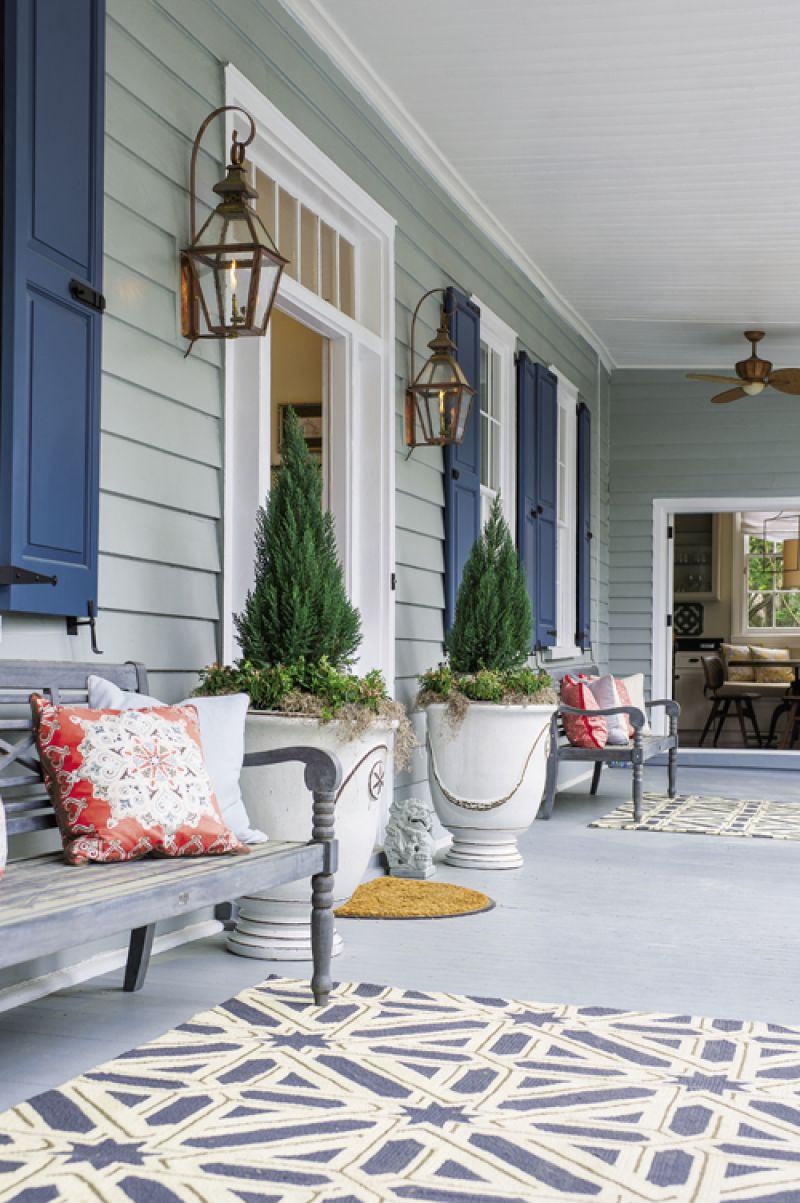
4;979;800;1201
591;790;800;839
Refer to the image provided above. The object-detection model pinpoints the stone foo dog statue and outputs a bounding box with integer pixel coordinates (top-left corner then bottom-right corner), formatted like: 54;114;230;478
384;796;436;879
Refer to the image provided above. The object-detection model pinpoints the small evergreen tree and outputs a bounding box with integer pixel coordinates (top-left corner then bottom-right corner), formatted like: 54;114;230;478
445;494;532;673
235;406;361;672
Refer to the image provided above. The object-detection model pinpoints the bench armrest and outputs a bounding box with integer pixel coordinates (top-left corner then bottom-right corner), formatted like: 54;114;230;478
647;698;681;718
242;746;342;842
559;703;646;732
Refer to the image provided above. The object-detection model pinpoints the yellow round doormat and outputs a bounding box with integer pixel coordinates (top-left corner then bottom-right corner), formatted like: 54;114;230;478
335;876;494;920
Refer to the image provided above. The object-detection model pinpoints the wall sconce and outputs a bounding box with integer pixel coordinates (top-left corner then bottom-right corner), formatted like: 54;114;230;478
181;105;288;350
405;288;475;448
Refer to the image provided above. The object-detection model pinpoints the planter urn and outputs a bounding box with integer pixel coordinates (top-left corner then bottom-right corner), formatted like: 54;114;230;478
228;712;394;960
425;702;556;869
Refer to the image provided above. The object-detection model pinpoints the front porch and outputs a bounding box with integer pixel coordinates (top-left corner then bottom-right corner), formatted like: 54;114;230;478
2;761;795;1112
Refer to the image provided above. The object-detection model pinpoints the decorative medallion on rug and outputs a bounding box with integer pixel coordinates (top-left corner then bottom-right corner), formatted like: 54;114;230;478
4;978;800;1201
592;790;800;839
336;877;494;920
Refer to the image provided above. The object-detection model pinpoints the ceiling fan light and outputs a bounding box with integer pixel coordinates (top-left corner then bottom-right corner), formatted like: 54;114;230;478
741;381;766;395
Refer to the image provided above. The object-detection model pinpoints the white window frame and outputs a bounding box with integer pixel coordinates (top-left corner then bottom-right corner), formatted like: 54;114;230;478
548;366;580;661
732;512;800;640
221;66;396;685
470;296;516;532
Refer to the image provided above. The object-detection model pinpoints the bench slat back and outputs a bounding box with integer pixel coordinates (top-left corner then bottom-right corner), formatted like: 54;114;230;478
0;661;149;837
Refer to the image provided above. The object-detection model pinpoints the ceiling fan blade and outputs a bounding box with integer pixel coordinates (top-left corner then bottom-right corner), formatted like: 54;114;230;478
711;387;746;405
687;373;741;383
768;368;800;395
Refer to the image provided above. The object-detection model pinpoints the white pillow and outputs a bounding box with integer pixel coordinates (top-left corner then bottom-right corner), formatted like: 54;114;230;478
618;672;651;734
87;676;267;844
587;674;629;745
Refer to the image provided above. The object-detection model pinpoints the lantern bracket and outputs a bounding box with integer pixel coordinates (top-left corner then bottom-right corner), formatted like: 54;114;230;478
188;105;256;243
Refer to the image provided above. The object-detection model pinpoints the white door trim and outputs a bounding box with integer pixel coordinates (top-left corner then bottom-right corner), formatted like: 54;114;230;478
221;66;396;687
652;495;800;735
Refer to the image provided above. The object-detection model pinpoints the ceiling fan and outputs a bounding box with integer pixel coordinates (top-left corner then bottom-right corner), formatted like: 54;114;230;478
687;331;800;404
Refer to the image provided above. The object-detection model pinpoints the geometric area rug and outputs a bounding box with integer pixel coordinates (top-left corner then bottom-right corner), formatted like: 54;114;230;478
591;791;800;839
3;980;800;1202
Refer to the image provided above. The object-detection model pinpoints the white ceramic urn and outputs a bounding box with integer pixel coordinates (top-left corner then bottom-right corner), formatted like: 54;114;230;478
425;702;556;869
228;712;394;960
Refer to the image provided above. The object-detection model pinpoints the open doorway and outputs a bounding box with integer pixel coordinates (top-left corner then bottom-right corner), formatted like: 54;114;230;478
269;310;329;503
653;498;800;752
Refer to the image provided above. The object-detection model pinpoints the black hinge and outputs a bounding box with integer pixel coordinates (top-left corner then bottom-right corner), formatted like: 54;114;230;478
0;565;57;586
69;279;106;313
66;600;103;655
666;613;673;628
667;524;674;539
390;572;397;591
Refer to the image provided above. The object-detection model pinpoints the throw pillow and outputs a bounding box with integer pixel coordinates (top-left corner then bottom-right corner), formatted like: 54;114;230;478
87;677;267;845
31;695;246;865
722;643;755;683
749;646;793;685
586;674;630;745
617;672;651;734
560;676;608;749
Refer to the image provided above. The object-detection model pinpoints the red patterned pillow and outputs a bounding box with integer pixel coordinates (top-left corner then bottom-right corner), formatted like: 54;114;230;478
560;676;609;749
31;695;246;865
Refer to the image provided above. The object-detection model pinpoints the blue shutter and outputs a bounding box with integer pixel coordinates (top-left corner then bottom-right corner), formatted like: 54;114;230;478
517;353;558;651
443;287;481;630
0;0;105;617
576;401;592;651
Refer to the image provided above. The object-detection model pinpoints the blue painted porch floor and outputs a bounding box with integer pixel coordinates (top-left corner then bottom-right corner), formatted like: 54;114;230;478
0;762;798;1111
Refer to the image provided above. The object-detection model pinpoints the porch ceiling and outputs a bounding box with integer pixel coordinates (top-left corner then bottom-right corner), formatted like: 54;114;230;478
286;0;800;369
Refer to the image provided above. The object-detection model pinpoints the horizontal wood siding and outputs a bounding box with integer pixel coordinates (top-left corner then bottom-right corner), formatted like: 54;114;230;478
1;0;610;780
609;369;800;688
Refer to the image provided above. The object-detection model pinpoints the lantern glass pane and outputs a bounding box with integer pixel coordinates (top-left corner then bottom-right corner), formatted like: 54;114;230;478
416;357;460;390
193;253;254;331
251;253;283;329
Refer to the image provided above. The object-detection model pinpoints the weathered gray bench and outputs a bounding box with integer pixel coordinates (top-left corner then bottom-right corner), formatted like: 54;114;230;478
0;660;341;1006
542;664;680;822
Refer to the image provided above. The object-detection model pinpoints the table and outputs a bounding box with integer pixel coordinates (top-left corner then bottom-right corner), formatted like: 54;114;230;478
728;659;800;749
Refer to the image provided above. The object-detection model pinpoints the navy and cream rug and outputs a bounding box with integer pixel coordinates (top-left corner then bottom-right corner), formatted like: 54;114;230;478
592;791;800;839
3;978;800;1201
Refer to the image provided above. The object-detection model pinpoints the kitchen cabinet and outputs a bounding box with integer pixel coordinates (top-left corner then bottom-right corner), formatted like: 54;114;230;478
673;513;720;601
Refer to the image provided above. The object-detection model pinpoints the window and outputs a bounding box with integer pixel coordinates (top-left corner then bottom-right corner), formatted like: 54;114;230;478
551;368;579;658
472;298;516;531
743;529;800;630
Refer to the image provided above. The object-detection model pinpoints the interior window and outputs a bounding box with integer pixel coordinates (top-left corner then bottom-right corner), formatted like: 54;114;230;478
745;533;800;629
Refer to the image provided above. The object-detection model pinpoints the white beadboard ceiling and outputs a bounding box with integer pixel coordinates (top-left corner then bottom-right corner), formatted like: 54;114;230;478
285;0;800;369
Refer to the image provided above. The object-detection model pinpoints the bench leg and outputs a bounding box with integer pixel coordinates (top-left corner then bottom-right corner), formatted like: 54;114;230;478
668;744;678;798
590;761;602;796
632;737;643;824
310;872;334;1007
124;924;155;993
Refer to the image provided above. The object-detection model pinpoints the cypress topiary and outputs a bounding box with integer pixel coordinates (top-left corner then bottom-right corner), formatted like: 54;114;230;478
445;494;532;673
234;406;361;672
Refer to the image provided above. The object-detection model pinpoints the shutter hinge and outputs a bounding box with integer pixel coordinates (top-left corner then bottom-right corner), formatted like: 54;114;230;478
66;600;103;655
667;524;674;539
0;565;57;586
666;613;673;628
390;572;397;591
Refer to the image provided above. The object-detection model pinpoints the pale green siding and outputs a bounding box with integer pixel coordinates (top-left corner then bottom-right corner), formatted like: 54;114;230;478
609;369;800;687
1;0;610;715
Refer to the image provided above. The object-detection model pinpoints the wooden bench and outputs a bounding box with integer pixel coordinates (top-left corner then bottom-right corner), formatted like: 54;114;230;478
542;664;680;822
0;660;342;1006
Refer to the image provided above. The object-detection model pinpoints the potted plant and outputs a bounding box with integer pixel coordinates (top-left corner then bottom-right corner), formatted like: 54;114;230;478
418;495;557;869
197;408;412;959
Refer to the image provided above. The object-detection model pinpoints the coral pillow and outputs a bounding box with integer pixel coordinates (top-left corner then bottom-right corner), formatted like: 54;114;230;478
587;674;631;745
560;676;608;749
31;695;246;865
